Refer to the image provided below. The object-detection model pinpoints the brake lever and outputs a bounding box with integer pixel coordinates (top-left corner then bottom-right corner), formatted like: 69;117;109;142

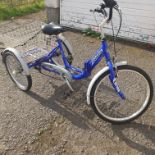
90;9;95;13
90;9;101;13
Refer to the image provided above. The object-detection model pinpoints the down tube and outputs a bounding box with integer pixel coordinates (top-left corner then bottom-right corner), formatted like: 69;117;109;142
71;48;104;80
91;47;104;69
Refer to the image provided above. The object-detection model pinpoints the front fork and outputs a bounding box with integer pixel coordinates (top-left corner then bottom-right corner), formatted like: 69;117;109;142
107;61;126;100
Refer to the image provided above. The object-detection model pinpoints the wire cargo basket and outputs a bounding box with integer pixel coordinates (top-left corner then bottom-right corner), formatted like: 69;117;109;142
0;20;58;63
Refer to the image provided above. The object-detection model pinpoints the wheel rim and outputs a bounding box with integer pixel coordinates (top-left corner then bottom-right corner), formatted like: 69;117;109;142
94;69;150;122
5;54;28;90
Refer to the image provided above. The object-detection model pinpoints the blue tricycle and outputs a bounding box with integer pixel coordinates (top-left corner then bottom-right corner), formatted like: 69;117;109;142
1;0;153;124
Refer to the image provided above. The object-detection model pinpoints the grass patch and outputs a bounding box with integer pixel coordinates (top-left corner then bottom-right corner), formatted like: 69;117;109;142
82;28;114;41
0;0;44;21
82;28;101;39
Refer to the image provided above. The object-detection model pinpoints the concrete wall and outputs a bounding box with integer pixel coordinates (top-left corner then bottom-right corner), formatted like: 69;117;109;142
60;0;155;44
45;0;60;24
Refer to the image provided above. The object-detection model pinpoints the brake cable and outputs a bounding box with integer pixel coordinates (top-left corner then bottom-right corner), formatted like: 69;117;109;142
111;7;122;63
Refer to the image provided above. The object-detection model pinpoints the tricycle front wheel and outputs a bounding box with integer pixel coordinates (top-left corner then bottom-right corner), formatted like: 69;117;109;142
89;65;153;124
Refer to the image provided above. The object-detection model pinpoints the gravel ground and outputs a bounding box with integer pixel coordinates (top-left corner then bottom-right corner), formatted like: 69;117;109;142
0;11;155;155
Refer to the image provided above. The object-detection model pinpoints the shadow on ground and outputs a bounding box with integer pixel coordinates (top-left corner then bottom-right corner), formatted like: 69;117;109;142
112;123;155;155
27;78;155;154
27;79;94;130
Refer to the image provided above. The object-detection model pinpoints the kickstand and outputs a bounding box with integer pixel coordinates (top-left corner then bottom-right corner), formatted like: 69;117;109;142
61;76;74;92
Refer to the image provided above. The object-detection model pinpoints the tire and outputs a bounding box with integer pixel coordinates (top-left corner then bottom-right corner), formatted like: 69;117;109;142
52;41;73;66
90;65;153;124
3;51;32;91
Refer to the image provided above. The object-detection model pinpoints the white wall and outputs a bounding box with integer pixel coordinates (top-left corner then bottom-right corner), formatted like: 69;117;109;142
60;0;155;44
45;0;59;8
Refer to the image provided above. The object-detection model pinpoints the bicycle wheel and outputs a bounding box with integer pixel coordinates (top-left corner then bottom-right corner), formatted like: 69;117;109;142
3;51;32;91
90;65;153;124
52;41;73;66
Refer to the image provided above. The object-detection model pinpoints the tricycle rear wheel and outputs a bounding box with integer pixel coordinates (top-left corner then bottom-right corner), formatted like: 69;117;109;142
3;51;32;91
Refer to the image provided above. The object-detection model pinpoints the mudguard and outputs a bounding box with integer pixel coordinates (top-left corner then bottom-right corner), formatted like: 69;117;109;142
87;61;127;105
58;33;73;55
2;48;30;76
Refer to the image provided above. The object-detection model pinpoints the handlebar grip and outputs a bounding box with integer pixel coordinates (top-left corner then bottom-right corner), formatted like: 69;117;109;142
95;8;103;13
90;8;103;14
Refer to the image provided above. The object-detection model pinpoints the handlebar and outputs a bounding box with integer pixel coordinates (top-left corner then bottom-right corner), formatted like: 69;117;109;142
90;0;118;22
90;0;122;40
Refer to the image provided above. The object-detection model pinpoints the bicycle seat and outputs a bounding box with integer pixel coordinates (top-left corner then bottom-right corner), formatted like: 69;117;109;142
41;23;65;35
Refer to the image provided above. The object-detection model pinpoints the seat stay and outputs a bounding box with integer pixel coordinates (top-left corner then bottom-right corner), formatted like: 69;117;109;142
57;39;71;68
